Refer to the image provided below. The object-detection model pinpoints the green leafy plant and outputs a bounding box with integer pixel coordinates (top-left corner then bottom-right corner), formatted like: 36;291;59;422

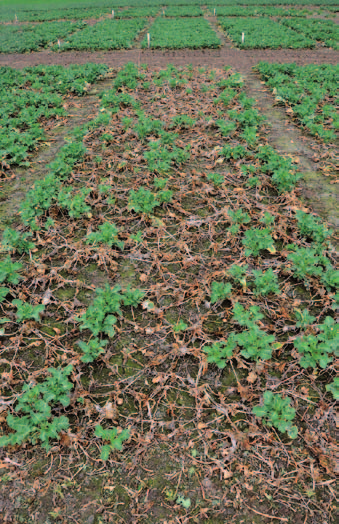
57;187;91;219
203;338;236;369
326;378;339;400
242;228;275;257
2;228;35;254
232;302;264;328
287;248;326;280
253;391;298;439
236;326;276;361
128;187;160;215
176;495;191;509
252;268;280;296
0;366;73;450
77;284;144;338
173;320;188;333
228;208;250;225
12;299;45;322
228;264;248;287
86;222;124;250
296;210;332;245
94;425;130;460
294;319;335;369
321;269;339;290
77;338;108;363
0;287;10;303
210;281;232;304
294;309;316;329
0;257;23;284
207;172;224;186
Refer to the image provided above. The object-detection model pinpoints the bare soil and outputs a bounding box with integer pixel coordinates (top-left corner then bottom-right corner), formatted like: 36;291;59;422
1;47;338;70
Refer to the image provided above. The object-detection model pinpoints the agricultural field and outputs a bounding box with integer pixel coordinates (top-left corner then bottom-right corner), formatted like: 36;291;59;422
217;17;317;49
280;18;339;50
56;18;147;51
141;17;221;49
0;59;338;523
0;21;85;53
0;1;338;523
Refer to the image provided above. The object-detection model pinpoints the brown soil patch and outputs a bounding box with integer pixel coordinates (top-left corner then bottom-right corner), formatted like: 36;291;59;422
1;47;338;70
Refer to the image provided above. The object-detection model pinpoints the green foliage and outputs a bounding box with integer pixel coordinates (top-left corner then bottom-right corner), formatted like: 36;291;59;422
222;144;247;160
2;228;35;254
57;187;91;219
321;268;339;290
326;378;339;400
86;222;124;250
59;19;147;51
12;299;45;323
232;303;264;328
218;17;314;49
253;391;298;439
153;177;169;190
134;114;163;140
171;114;196;129
128;187;160;215
20;174;60;229
141;17;220;49
236;327;276;361
252;268;280;296
0;287;10;303
173;320;188;333
207;172;224;186
210;281;232;304
77;338;108;363
215;119;236;137
287;247;326;280
294;317;337;369
100;90;139;113
296;210;332;244
0;257;23;284
77;284;144;338
176;495;191;509
294;309;316;329
242;228;275;257
203;338;236;369
158;190;174;204
228;208;250;225
94;425;130;460
260;212;275;226
0;366;73;450
228;264;248;286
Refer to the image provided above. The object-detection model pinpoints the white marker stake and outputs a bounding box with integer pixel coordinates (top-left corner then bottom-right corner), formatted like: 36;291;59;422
14;14;18;22
242;32;245;44
112;10;114;18
163;9;165;15
214;8;216;16
58;39;61;48
147;33;150;49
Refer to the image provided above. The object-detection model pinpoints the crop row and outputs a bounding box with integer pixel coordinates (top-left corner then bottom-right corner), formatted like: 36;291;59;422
141;17;221;49
256;62;338;143
0;63;108;167
0;21;85;53
280;18;339;50
218;17;319;49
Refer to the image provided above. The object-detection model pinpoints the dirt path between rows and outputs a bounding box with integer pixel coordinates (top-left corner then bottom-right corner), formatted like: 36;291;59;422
1;47;338;69
242;70;339;229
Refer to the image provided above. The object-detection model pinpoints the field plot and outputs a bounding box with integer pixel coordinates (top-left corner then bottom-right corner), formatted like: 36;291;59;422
217;17;316;48
280;18;339;50
257;62;338;143
114;7;160;18
210;6;312;17
0;21;85;53
0;7;111;22
57;18;147;51
0;62;337;523
162;5;203;17
142;17;221;48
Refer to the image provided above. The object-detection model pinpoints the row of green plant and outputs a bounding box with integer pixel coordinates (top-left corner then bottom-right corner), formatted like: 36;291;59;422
0;20;85;53
210;6;312;17
56;18;147;50
141;17;221;49
1;7;111;22
280;17;339;50
256;62;338;143
217;16;315;48
0;63;107;167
